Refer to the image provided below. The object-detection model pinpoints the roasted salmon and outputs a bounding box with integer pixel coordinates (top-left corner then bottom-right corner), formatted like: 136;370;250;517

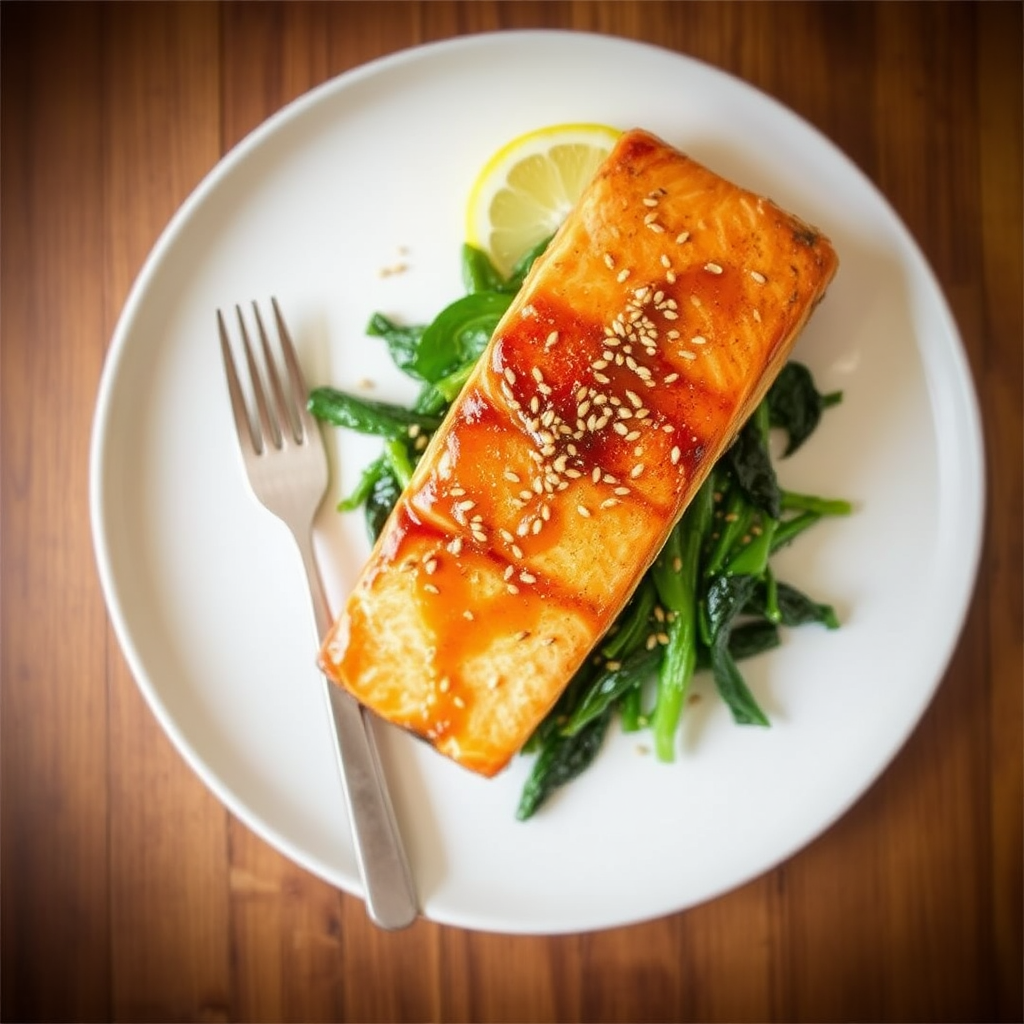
319;128;838;777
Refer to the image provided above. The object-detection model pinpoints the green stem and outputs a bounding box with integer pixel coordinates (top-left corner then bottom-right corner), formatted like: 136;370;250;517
780;490;853;516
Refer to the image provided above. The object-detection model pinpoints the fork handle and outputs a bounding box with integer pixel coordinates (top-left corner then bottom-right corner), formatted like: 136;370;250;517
296;530;419;930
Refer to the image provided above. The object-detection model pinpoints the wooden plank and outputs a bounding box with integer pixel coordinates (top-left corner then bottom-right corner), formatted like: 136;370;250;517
99;4;233;1021
0;3;113;1020
975;5;1024;1020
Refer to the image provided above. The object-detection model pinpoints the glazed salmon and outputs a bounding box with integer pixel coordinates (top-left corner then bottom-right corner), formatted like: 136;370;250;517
320;128;838;777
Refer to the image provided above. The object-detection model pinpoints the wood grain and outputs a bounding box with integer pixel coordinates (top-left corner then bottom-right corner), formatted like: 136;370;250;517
2;3;1020;1022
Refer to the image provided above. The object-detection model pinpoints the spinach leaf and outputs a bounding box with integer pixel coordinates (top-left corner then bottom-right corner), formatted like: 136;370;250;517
413;292;512;383
461;244;509;294
365;314;426;378
365;465;401;542
727;620;781;661
307;387;442;438
768;361;843;456
725;404;781;519
704;574;770;726
516;707;613;821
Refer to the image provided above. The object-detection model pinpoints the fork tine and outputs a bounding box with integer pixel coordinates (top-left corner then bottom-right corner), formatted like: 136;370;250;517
253;301;301;446
271;296;318;445
236;304;281;451
218;309;260;456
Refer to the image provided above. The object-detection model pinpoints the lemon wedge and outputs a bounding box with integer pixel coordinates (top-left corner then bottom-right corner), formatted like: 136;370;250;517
466;122;622;277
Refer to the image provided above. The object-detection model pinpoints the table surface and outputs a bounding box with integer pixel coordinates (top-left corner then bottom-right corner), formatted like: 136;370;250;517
2;3;1021;1022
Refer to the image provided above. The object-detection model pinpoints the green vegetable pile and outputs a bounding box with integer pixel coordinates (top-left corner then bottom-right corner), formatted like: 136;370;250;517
309;240;852;820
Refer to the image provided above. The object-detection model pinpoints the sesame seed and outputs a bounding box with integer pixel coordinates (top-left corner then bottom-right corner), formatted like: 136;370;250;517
750;270;767;283
531;366;544;383
439;677;450;692
613;421;629;436
614;486;631;496
424;583;440;594
753;309;762;323
656;632;670;646
666;270;677;283
604;252;615;268
511;544;524;559
453;695;465;708
577;505;591;518
680;351;696;361
672;556;683;572
643;211;658;225
675;231;690;244
690;295;702;307
643;197;659;208
625;430;642;442
646;634;658;651
670;446;681;464
531;518;543;535
663;309;678;320
648;223;665;233
463;610;474;620
660;254;672;268
447;537;463;555
704;262;724;275
424;557;439;574
692;335;707;345
456;499;475;512
600;498;620;509
630;464;645;478
507;584;520;595
664;373;679;384
504;471;519;484
617;268;631;283
504;367;516;385
520;571;537;584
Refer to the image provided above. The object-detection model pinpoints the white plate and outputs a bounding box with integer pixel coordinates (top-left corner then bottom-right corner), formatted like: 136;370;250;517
90;30;984;934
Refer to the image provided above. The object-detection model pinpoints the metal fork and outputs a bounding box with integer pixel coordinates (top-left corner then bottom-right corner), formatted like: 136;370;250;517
217;298;417;930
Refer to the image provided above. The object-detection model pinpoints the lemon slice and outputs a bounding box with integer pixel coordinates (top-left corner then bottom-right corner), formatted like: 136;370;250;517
466;122;622;277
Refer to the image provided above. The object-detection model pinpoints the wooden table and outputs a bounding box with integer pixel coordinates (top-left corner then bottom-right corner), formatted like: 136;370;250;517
2;3;1020;1021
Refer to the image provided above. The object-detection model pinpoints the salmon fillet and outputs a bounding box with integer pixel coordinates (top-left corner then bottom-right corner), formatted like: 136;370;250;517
320;128;838;777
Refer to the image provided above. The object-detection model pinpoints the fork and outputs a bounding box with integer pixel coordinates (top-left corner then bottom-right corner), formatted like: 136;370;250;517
217;298;417;930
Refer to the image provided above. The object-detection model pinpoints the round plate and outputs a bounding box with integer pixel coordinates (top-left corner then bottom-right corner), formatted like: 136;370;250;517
90;30;984;934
